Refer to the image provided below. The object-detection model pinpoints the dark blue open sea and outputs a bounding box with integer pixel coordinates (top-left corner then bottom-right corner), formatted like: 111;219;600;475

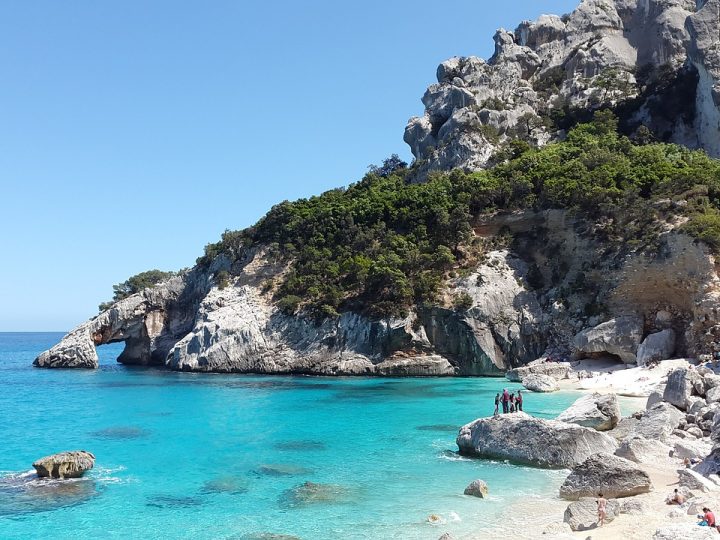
1;332;610;539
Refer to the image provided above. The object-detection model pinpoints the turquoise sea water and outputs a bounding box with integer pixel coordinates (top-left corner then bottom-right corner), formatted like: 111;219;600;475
0;333;627;539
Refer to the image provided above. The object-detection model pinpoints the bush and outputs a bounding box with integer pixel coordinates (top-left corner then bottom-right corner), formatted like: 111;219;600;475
215;270;231;290
98;269;175;312
683;210;720;251
453;292;474;311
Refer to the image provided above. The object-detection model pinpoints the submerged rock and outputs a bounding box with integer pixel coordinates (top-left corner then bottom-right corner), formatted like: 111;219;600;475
32;451;95;479
556;393;620;431
279;482;351;508
238;534;301;540
463;479;488;498
0;472;99;516
456;412;618;468
615;436;671;464
254;464;312;477
201;476;249;495
559;453;652;500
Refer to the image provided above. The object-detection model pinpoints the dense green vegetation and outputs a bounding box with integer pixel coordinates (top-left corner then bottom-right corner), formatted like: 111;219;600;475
198;111;720;319
99;270;176;311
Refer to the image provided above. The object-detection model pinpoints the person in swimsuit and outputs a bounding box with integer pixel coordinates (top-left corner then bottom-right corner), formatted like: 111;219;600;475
698;507;716;527
597;493;607;526
516;390;523;412
667;488;684;505
502;389;509;414
509;393;515;413
494;393;500;415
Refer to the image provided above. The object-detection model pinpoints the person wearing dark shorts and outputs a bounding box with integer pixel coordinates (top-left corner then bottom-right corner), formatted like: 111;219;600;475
516;390;523;412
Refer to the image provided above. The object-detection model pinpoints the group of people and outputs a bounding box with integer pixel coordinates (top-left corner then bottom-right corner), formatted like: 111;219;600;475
667;489;719;530
494;388;523;415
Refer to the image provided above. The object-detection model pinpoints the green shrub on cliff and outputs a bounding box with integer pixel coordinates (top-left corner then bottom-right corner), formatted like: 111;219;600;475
98;269;176;311
197;113;720;320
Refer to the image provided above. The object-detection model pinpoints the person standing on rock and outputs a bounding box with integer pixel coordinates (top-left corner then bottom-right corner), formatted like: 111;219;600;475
516;390;523;412
494;393;500;415
597;493;607;527
501;389;509;414
509;393;516;413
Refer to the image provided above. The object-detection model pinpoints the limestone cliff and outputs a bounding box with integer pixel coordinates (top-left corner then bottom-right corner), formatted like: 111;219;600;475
34;211;720;375
35;0;720;375
404;0;720;180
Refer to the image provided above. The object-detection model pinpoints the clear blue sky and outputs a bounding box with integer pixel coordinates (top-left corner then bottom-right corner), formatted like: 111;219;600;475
0;0;579;331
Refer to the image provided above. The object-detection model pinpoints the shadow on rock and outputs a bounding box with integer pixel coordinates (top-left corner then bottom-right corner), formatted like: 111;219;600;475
0;471;100;516
273;441;326;452
90;426;151;440
253;464;313;477
279;481;353;508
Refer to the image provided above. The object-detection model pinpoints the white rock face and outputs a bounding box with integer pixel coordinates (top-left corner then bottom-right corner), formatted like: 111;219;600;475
557;393;621;431
572;315;644;363
404;0;713;180
673;437;713;461
506;360;571;382
456;412;618;468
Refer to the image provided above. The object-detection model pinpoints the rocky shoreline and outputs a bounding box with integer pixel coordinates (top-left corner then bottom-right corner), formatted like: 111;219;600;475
442;359;720;539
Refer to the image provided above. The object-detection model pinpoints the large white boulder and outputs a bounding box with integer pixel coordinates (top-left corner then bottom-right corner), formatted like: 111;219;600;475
637;329;676;366
653;524;718;539
457;412;618;468
664;368;704;410
559;453;653;500
563;498;620;531
572;315;644;364
522;373;559;392
631;402;685;441
616;436;671;464
557;393;621;431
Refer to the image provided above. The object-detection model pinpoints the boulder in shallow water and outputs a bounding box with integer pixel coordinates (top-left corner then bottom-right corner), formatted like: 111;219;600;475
456;412;618;468
463;479;488;498
563;498;619;531
522;373;559;392
559;453;652;500
32;451;95;479
556;392;620;431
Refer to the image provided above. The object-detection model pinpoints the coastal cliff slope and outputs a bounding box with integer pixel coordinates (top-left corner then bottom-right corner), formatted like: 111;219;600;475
36;0;720;375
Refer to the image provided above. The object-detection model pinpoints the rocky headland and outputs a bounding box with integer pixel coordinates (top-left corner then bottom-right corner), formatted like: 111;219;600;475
36;0;720;377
